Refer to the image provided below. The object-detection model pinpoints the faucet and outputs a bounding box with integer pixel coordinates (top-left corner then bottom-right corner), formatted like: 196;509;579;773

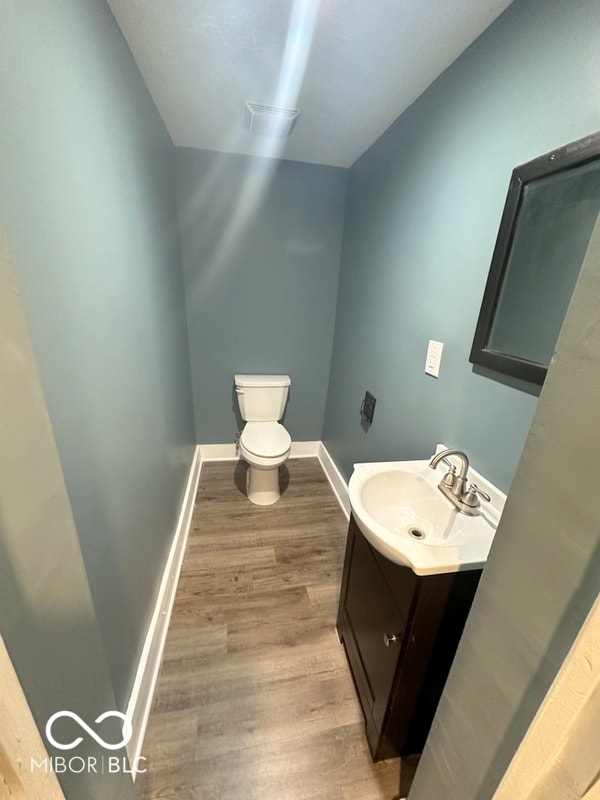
429;448;490;515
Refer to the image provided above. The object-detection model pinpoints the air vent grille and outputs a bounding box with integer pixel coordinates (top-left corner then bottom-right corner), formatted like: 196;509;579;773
243;102;299;138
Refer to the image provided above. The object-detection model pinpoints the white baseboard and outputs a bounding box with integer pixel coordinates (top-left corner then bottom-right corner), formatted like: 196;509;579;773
290;440;320;457
125;445;202;779
317;442;350;519
199;440;320;461
199;442;237;460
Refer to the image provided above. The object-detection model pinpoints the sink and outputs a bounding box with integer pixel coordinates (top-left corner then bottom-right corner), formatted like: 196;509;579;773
360;469;467;546
348;456;505;575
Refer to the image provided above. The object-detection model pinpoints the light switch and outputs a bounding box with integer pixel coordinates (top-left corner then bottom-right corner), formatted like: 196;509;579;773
425;340;444;377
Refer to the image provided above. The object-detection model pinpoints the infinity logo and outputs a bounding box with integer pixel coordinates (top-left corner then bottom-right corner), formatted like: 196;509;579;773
45;711;132;751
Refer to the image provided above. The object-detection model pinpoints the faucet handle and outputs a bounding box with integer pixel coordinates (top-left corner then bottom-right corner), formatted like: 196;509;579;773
441;464;456;489
462;483;491;509
470;484;491;502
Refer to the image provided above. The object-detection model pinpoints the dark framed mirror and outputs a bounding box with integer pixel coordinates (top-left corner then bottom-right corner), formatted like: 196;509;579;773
470;131;600;385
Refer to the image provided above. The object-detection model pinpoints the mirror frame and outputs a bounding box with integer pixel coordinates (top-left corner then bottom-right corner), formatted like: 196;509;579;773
470;131;600;386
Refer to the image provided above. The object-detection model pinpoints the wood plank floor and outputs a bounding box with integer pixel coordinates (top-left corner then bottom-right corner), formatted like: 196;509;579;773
136;458;406;800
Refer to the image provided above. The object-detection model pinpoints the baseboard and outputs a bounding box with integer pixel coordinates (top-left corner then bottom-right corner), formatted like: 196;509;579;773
317;443;350;518
290;440;320;457
199;440;320;461
199;442;237;460
125;445;202;779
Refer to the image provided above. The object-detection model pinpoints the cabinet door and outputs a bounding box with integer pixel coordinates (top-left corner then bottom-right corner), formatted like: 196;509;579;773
344;528;407;730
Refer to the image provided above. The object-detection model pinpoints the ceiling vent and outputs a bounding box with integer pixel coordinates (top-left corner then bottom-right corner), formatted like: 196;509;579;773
243;102;299;138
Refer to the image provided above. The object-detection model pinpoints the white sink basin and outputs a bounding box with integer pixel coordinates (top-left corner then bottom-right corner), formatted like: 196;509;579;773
349;457;505;575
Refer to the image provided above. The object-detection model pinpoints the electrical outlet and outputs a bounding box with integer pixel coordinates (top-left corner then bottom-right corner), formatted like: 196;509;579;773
425;340;444;377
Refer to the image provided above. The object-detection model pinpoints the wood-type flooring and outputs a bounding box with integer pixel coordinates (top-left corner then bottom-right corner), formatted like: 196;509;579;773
136;458;407;800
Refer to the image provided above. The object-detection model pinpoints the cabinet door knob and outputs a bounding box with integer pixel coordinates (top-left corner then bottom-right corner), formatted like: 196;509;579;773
383;633;399;647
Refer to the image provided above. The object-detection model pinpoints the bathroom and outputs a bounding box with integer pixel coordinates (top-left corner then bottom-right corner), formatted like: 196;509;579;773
1;0;599;798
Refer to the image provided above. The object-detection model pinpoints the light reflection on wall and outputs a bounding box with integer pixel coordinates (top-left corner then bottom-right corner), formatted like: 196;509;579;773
178;0;321;299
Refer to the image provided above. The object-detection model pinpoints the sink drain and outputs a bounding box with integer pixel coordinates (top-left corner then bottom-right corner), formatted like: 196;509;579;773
408;527;426;540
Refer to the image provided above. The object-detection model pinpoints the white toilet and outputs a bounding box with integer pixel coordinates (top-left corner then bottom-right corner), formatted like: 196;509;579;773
234;374;292;506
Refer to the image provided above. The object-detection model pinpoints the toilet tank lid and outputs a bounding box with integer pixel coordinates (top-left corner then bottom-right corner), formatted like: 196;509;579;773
235;374;291;387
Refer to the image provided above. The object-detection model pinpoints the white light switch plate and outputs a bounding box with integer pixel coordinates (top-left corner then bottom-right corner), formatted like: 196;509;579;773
425;340;444;377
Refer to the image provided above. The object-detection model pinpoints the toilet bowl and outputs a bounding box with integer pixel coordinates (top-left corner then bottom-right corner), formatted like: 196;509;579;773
234;374;292;506
239;422;291;505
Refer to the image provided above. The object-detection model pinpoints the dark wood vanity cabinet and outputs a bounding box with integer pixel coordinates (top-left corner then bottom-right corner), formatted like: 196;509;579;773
336;514;481;761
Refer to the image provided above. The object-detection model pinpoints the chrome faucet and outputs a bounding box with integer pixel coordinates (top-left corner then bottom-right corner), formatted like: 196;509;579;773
429;449;490;515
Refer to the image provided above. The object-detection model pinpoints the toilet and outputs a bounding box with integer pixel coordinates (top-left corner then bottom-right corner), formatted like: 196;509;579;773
234;374;292;506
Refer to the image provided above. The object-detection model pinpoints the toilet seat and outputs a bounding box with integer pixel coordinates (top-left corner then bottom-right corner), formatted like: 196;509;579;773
240;422;291;458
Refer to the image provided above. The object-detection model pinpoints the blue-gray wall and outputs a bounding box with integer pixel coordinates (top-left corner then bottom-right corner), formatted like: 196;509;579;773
0;228;134;800
177;149;347;443
0;0;196;709
323;0;600;493
409;219;600;800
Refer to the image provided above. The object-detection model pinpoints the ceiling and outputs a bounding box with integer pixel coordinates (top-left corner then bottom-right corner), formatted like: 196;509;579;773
107;0;514;168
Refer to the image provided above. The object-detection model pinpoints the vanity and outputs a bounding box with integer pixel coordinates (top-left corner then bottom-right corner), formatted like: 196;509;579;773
336;452;504;761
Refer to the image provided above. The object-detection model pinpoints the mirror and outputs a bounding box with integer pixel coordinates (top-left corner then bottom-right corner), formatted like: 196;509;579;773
470;131;600;385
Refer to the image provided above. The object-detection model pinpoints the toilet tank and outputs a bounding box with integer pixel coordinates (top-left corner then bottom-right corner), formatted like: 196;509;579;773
235;374;291;421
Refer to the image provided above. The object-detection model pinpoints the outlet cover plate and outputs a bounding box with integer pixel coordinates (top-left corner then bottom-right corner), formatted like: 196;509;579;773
425;340;444;377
